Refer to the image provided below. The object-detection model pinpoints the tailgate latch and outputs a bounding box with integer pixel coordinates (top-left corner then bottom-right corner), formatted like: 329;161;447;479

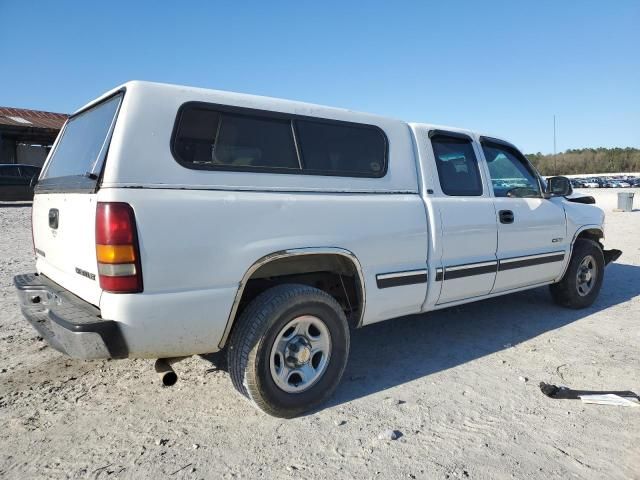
48;208;59;229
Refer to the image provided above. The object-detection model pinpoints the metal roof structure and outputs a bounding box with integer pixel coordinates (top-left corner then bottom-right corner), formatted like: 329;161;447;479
0;107;67;130
0;107;67;166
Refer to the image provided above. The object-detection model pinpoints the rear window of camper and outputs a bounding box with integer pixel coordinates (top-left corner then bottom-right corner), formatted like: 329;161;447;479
43;94;122;180
171;103;387;178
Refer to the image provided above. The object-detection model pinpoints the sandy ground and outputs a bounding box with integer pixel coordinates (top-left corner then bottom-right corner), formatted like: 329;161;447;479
0;189;638;479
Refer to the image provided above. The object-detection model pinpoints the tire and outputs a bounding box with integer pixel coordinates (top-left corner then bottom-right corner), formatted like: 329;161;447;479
550;238;604;309
227;284;350;418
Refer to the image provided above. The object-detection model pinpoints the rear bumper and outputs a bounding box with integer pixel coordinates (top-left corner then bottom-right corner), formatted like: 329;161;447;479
14;273;127;359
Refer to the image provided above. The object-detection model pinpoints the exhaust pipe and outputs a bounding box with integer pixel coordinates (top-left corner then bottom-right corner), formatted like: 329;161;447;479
154;358;180;386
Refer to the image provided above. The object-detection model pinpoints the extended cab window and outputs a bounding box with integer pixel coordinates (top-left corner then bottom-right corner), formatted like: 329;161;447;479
481;142;541;198
430;134;483;196
172;104;387;178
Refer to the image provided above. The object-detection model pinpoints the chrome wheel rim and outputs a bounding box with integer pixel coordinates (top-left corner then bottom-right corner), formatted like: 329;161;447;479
576;255;597;296
269;315;332;393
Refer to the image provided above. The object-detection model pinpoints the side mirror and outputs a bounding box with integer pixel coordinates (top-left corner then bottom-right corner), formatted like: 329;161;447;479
546;176;573;197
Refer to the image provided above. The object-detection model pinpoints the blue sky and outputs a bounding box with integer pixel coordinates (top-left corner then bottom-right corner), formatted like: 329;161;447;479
1;0;638;153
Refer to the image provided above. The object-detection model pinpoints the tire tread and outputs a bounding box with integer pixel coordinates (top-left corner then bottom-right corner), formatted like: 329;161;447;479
227;284;348;417
550;238;604;309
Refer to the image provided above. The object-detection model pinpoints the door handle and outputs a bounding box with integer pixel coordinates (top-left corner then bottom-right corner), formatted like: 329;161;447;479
499;210;514;224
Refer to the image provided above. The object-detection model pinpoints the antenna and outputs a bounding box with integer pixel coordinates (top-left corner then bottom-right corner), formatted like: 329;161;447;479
553;115;557;175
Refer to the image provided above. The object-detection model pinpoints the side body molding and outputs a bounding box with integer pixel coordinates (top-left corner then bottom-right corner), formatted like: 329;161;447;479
218;247;366;349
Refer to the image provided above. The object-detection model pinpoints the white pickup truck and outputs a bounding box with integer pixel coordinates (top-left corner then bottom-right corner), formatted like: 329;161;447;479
15;81;621;417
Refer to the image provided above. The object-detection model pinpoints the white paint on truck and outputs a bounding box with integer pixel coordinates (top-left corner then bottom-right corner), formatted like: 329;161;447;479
17;80;616;417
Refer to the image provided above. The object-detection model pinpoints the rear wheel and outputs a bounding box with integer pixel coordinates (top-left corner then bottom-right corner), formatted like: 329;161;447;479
227;284;349;418
550;238;604;309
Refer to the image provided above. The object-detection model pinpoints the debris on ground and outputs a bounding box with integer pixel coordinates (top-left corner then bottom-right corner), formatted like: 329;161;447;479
378;429;401;441
580;394;640;407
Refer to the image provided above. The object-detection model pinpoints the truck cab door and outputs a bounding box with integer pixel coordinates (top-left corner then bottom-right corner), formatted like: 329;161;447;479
479;138;567;292
427;131;498;304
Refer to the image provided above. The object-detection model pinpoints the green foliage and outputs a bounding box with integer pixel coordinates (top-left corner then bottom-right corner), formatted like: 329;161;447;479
526;148;640;175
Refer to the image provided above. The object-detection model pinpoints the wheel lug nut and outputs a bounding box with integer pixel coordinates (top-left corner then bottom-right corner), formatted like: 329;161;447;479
286;356;297;364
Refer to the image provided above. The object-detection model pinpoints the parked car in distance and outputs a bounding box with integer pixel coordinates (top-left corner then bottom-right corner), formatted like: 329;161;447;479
583;180;600;188
0;164;41;201
14;81;623;417
603;179;632;188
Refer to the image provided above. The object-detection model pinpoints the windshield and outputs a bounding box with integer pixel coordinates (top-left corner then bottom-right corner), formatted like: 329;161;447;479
42;93;122;180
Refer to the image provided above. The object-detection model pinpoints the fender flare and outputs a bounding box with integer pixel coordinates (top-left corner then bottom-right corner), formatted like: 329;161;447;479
218;247;366;349
556;224;604;280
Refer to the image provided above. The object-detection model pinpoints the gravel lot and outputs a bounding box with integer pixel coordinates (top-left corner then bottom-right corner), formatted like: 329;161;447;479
0;190;638;479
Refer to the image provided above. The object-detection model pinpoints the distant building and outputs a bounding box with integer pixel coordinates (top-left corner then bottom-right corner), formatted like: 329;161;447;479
0;107;67;167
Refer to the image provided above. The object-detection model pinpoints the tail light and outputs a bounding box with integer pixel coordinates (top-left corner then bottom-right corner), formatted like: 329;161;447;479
95;202;143;293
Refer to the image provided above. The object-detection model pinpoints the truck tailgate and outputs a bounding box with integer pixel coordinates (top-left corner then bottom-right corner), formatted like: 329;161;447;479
33;193;102;306
30;92;124;307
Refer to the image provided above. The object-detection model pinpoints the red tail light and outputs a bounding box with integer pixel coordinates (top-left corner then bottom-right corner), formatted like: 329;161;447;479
96;202;143;293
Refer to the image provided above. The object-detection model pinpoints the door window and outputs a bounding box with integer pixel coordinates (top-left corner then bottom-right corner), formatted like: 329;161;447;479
430;134;483;196
481;143;541;198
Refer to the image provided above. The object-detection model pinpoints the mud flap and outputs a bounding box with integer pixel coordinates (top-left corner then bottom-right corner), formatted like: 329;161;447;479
603;249;622;266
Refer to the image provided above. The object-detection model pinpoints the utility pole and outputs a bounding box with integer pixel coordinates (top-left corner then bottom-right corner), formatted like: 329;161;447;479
553;115;557;175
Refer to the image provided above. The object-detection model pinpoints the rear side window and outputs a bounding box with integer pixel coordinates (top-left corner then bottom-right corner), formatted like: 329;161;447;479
430;134;483;196
42;94;122;180
172;103;387;178
216;114;299;169
173;108;299;170
296;120;386;176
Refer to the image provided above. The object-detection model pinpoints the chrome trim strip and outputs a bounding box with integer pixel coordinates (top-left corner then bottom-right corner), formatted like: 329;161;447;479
446;260;497;271
444;262;497;280
376;269;427;280
498;253;565;272
376;270;428;289
218;247;366;348
499;251;565;264
438;251;568;282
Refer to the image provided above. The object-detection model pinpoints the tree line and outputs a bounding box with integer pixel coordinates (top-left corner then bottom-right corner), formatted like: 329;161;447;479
525;147;640;175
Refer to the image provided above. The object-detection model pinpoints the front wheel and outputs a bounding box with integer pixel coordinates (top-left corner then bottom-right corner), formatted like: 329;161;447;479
550;239;604;309
227;284;350;418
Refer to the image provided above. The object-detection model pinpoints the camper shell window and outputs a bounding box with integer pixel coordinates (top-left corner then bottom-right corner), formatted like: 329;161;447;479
171;103;387;178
